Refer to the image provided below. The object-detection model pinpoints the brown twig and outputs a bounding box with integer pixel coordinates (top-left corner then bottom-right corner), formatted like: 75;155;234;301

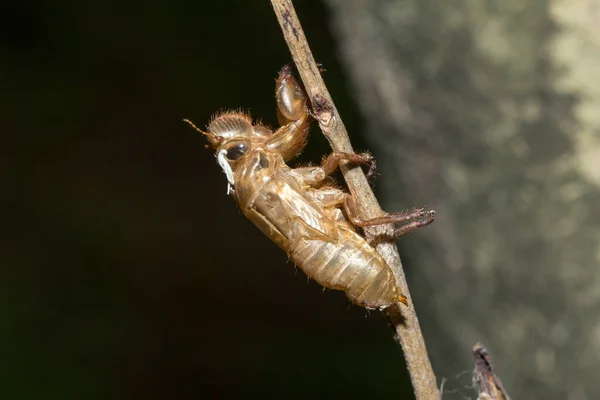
473;343;510;400
270;1;440;399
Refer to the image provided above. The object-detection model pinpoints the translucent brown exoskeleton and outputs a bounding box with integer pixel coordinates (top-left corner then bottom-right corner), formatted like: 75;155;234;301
184;64;435;310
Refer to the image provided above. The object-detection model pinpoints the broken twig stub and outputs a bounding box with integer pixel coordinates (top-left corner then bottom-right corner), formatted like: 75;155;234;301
473;343;510;400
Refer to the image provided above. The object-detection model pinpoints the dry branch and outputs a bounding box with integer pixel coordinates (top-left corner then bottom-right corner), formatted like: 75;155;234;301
473;343;510;400
270;1;440;399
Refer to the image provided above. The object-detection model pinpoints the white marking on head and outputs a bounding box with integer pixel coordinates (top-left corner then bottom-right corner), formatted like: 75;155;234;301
217;149;235;193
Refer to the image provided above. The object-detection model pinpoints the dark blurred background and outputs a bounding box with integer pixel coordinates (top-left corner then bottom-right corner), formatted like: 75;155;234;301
3;0;600;399
1;1;421;399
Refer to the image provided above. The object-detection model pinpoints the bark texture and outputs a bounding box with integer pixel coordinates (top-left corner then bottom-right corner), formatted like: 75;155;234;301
325;0;600;399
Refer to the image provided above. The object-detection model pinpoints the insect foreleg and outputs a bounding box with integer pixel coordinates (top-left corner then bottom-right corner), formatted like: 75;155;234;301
266;116;311;162
343;195;435;237
266;65;311;161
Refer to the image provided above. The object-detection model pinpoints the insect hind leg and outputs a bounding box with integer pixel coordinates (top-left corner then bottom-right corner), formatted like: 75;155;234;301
343;195;435;239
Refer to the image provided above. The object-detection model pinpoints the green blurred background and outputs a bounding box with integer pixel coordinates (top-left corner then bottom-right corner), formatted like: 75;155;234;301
1;1;431;399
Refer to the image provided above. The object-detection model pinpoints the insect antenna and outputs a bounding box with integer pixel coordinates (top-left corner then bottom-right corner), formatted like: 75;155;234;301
183;118;209;135
183;118;223;149
183;118;223;148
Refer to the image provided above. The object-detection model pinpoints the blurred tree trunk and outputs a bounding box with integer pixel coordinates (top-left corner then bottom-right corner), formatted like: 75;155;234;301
325;0;600;398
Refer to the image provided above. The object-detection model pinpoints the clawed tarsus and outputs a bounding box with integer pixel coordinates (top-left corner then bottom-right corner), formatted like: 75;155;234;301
344;195;435;241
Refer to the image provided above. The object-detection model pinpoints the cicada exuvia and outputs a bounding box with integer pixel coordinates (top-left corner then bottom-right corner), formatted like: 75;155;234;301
185;64;434;310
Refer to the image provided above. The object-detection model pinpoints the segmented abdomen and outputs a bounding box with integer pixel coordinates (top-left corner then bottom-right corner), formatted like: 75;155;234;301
291;229;401;309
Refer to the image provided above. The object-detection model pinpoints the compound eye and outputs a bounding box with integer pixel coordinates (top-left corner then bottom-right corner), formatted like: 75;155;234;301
226;142;248;161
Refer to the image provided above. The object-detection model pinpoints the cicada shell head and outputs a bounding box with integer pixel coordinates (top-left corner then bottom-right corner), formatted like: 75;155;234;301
208;111;271;144
183;111;274;194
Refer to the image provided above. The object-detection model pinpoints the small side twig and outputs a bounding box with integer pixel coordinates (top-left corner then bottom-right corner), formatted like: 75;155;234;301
270;1;439;399
473;343;510;400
